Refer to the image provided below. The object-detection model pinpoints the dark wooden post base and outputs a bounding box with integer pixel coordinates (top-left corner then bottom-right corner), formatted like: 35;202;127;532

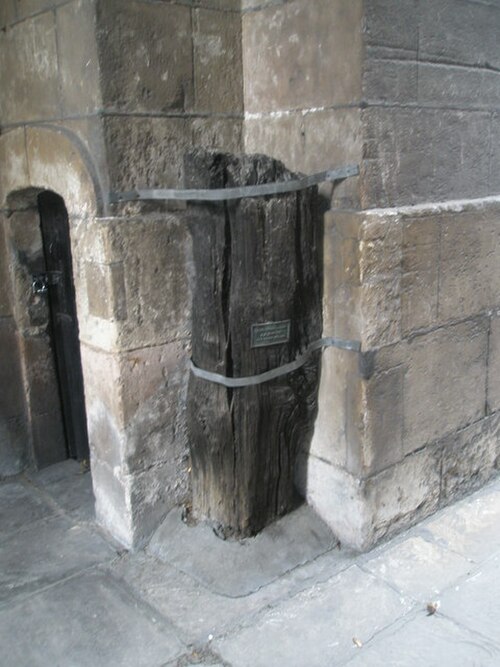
186;150;323;539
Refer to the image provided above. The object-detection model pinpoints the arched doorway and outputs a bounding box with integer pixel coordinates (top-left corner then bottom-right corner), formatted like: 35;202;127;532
1;188;89;470
37;191;89;463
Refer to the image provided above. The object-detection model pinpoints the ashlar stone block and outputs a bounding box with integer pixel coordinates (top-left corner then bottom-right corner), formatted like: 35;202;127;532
193;8;243;113
364;0;418;51
0;12;60;124
487;316;500;413
419;0;500;69
361;107;492;208
403;319;488;454
401;215;439;335
0;129;29;208
96;0;193;113
439;412;500;504
359;212;402;348
56;0;102;116
103;116;192;192
439;208;500;322
242;0;363;113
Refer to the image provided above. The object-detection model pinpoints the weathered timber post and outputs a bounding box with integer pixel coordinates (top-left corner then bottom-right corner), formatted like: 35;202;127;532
186;149;322;538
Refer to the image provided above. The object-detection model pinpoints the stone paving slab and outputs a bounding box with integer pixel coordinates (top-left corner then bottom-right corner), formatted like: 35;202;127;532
149;504;339;597
0;481;53;537
362;535;474;602
26;459;96;521
0;571;185;667
440;553;500;645
0;514;116;602
418;482;500;562
214;565;414;667
343;613;500;666
110;544;354;645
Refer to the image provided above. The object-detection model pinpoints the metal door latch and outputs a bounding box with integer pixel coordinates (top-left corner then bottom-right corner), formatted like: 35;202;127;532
32;273;48;294
31;271;62;294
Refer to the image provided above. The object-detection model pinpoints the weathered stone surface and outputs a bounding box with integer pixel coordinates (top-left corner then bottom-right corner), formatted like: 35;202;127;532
401;215;439;335
0;0;15;28
359;213;402;348
0;515;116;602
323;210;362;340
419;0;500;69
359;366;404;475
214;566;412;666
403;319;488;454
26;126;100;217
81;212;192;350
149;504;338;597
347;614;500;667
0;221;13;317
31;410;67;469
491;113;500;194
361;107;492;208
0;482;53;538
56;0;102;116
364;0;418;51
245;110;361;208
0;320;25;419
120;343;189;463
20;334;61;416
193;8;243;113
0;571;184;667
85;261;127;321
417;62;500;109
363;58;417;104
84;338;190;548
96;0;193;113
0;129;29;208
488;317;500;412
363;536;473;602
14;0;55;20
242;0;363;113
307;347;361;470
420;480;500;562
301;456;371;551
440;553;500;646
103;116;191;191
364;447;441;546
91;457;132;547
112;545;354;645
438;209;500;322
244;113;305;172
439;413;500;504
27;459;96;521
0;12;60;124
81;344;124;451
115;216;192;349
0;417;29;476
192;117;243;154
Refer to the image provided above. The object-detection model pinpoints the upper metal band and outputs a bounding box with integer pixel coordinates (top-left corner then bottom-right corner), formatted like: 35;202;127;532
109;165;359;203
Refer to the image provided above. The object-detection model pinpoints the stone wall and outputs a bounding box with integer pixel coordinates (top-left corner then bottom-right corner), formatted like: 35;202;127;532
0;0;244;547
2;0;500;551
304;199;500;549
242;0;363;208
361;0;500;208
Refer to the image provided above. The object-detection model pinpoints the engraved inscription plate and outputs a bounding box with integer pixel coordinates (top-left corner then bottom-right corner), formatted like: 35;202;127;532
251;320;291;348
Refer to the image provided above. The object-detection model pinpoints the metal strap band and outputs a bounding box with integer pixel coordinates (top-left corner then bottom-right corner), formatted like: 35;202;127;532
189;336;361;388
109;165;359;203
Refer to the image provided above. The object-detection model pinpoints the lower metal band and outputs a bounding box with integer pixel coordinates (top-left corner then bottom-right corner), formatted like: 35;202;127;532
189;336;361;388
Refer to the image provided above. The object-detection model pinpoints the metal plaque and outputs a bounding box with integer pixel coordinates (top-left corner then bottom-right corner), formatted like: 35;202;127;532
251;320;291;348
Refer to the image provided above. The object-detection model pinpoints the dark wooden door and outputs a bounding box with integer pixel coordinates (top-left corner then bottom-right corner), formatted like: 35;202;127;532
38;191;89;462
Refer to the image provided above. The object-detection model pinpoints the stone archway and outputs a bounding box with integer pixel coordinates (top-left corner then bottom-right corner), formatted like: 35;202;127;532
0;126;103;475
